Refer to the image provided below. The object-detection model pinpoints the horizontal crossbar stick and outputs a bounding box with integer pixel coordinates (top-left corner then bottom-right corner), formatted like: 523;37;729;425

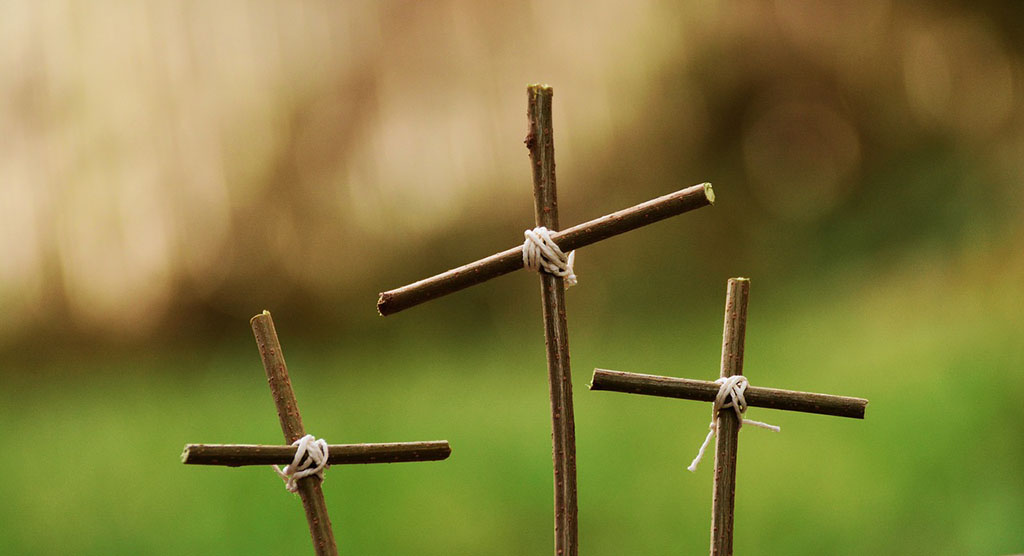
590;369;867;419
181;441;452;467
377;182;715;315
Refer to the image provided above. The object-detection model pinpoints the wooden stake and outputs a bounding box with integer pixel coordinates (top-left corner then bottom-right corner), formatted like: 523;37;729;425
711;278;749;556
251;311;337;556
182;441;452;466
527;84;578;556
376;84;714;555
588;278;868;555
184;312;453;553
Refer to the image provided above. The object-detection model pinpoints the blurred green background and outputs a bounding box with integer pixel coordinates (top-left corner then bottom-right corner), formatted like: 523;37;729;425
1;1;1023;554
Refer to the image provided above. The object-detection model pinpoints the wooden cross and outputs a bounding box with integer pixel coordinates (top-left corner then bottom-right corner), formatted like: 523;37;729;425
377;84;714;556
589;278;868;556
181;311;452;556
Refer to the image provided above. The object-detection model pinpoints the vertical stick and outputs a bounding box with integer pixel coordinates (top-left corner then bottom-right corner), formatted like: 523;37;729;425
710;278;750;556
526;84;578;556
251;311;338;556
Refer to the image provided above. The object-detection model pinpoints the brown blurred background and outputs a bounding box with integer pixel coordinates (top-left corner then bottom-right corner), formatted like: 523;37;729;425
3;0;1020;352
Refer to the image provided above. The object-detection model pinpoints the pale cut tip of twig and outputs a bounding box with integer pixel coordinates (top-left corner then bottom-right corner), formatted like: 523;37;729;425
180;445;191;464
702;182;715;204
250;310;272;325
527;83;553;91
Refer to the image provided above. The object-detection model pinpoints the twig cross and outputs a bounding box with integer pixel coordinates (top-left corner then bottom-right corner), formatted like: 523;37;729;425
589;278;868;556
181;311;452;555
377;85;714;556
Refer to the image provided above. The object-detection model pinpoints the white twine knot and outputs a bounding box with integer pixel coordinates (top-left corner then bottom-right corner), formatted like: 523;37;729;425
272;434;329;492
523;226;577;288
687;375;780;472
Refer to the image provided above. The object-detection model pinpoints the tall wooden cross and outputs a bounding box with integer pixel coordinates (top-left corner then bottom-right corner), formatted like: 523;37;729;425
182;311;452;555
377;84;715;555
589;278;868;556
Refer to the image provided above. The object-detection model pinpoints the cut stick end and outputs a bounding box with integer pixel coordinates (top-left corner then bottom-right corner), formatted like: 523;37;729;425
702;182;715;204
250;310;271;326
588;368;616;391
376;293;390;316
180;445;192;464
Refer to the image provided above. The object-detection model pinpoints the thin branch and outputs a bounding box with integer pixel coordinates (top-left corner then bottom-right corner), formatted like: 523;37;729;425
376;182;714;315
711;278;749;556
251;311;337;556
528;84;578;556
589;370;867;419
182;441;453;466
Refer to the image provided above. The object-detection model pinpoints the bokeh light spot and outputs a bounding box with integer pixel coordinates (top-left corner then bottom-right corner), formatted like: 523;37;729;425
742;99;861;222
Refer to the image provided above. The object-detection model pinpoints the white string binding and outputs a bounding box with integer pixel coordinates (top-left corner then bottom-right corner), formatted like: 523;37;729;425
687;375;780;472
272;434;330;492
523;226;577;288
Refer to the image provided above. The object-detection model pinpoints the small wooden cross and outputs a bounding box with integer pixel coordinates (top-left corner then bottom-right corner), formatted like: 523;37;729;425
589;278;868;556
182;311;452;556
377;84;714;555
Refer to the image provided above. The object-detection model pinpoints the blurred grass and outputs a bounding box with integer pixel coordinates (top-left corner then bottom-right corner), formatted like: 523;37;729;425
1;246;1022;555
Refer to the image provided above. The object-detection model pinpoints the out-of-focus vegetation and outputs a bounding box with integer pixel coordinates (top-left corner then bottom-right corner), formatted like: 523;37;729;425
0;1;1022;554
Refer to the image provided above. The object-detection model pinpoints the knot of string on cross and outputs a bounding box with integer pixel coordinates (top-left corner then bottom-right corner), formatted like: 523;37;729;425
273;434;330;492
687;375;780;472
523;226;577;288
